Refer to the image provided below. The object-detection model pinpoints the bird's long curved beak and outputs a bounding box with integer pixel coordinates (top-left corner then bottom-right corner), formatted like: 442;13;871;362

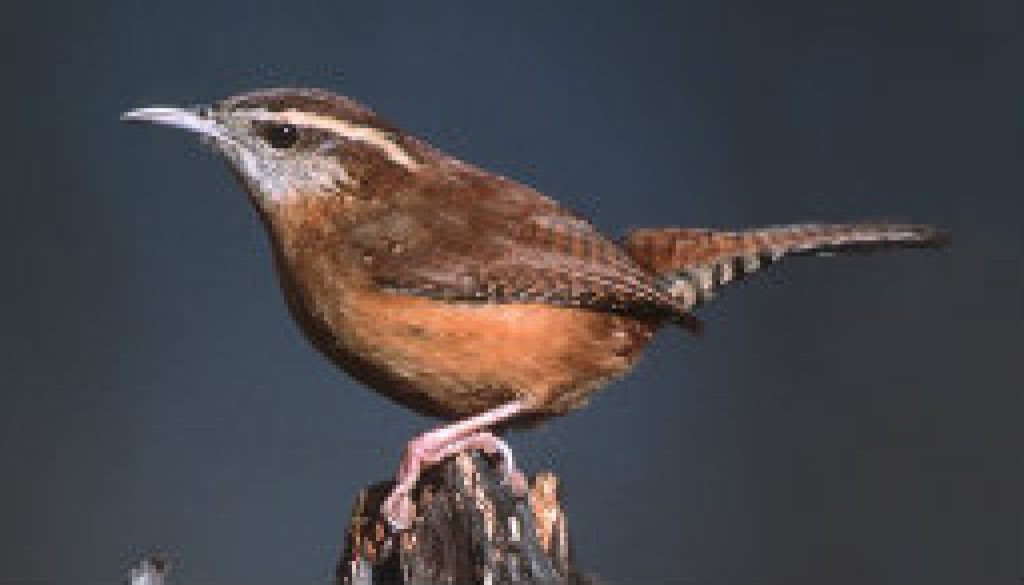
120;106;222;140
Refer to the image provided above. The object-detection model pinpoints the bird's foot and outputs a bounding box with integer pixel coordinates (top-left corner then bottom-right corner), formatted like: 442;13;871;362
381;430;527;530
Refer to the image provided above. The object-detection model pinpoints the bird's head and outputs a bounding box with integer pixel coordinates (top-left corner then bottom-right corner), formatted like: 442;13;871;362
122;88;429;208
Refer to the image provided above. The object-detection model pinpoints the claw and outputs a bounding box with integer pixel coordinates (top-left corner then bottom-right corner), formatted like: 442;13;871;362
503;464;529;497
381;490;416;531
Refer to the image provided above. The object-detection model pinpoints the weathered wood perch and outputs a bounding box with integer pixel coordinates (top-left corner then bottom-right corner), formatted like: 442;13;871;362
337;451;592;585
126;452;596;585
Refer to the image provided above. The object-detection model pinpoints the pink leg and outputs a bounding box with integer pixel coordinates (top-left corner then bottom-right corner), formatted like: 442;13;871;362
381;401;527;529
428;431;528;494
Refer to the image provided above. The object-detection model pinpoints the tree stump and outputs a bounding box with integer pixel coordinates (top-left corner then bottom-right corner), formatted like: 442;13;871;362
337;452;587;585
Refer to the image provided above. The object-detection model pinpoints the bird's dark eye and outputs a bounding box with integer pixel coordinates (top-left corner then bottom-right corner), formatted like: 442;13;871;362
263;123;299;149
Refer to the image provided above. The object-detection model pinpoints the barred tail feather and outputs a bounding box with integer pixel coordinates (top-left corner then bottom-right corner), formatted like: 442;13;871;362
624;222;949;311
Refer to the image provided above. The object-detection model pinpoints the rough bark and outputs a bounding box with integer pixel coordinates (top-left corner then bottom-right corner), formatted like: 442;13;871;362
337;452;587;585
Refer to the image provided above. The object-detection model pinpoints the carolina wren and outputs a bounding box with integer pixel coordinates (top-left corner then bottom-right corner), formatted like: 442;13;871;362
122;88;948;528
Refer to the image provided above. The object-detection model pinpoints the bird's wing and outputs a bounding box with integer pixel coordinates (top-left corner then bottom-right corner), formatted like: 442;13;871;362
346;173;697;328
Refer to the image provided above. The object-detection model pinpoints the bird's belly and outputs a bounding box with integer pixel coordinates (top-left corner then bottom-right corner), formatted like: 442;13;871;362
317;289;657;419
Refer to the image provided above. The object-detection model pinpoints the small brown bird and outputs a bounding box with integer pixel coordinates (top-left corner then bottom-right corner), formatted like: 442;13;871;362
122;88;947;528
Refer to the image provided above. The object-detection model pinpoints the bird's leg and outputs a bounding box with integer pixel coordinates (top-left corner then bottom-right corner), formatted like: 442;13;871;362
381;401;527;529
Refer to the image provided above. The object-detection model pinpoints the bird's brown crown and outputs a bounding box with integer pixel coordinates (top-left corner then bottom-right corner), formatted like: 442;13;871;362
218;88;391;128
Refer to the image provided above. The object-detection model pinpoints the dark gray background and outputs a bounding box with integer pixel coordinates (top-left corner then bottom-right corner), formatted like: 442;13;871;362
1;2;1020;584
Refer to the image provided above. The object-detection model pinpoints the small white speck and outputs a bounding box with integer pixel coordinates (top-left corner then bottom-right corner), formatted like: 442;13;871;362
508;516;521;542
130;558;165;585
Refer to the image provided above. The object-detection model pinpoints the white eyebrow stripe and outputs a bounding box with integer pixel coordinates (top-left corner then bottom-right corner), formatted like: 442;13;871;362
245;109;421;170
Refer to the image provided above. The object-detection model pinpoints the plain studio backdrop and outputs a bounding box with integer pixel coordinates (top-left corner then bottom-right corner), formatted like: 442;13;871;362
1;2;1020;584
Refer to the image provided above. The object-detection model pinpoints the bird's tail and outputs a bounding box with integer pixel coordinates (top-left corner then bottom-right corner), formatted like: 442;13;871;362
623;222;949;312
